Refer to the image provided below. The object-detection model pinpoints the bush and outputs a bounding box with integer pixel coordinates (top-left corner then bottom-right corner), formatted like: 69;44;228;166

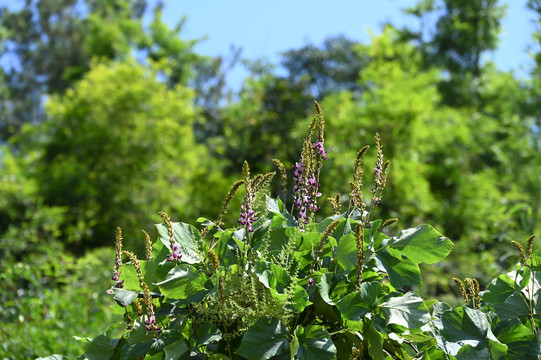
1;247;118;359
42;103;540;359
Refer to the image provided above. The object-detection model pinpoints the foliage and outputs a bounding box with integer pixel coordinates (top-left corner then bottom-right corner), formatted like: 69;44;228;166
44;104;541;359
0;247;118;359
307;28;541;293
10;58;229;251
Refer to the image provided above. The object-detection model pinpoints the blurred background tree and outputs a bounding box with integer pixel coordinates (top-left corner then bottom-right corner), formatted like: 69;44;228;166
1;0;541;357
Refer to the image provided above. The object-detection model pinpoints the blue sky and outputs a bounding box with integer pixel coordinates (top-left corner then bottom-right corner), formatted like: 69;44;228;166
2;0;538;89
155;0;538;89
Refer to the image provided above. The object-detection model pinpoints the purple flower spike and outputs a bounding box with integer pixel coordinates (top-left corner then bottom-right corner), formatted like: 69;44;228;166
312;142;328;160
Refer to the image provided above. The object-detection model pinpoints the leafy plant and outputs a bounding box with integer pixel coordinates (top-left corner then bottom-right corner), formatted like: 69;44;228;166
45;103;540;359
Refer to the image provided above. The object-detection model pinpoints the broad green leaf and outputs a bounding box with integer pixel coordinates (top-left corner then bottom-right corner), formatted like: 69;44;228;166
267;196;296;227
415;346;452;360
381;292;431;329
212;229;237;267
313;274;342;325
376;248;422;288
335;233;358;271
84;335;116;360
455;345;489;360
126;318;155;345
332;331;363;360
295;325;337;360
337;281;381;321
250;218;272;249
440;307;503;353
387;225;453;264
156;222;202;264
195;322;222;347
365;321;384;360
266;227;302;252
236;317;290;360
155;264;207;299
318;217;355;245
369;220;388;250
493;317;539;359
121;340;154;359
530;248;541;270
299;232;324;252
483;273;517;305
288;284;312;313
255;261;292;300
148;329;183;356
118;260;158;291
454;339;507;360
488;291;532;323
317;272;335;305
163;339;189;360
152;238;169;263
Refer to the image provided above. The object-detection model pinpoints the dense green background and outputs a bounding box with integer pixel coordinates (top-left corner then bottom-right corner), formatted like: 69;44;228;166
1;0;541;358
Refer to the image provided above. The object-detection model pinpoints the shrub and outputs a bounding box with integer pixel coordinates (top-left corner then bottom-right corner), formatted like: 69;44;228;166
43;103;540;359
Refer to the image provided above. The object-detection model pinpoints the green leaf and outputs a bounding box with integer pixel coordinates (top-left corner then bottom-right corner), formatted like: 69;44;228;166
121;340;154;359
365;321;384;360
335;233;358;272
387;225;453;264
440;307;504;354
195;322;222;347
295;325;337;360
299;232;324;252
376;248;422;288
266;227;302;252
529;248;541;270
267;196;296;227
288;284;312;313
84;335;116;360
156;222;202;264
236;317;290;360
482;273;517;305
155;264;207;299
148;329;183;356
454;345;489;360
316;272;335;305
163;339;189;360
112;288;138;307
337;281;381;321
126;318;155;345
36;356;68;360
255;261;292;301
493;317;539;359
118;260;158;291
380;292;431;329
369;219;388;250
487;290;532;323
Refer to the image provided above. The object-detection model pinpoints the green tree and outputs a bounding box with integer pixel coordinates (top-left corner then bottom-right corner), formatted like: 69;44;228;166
0;0;150;140
13;59;221;250
281;36;370;99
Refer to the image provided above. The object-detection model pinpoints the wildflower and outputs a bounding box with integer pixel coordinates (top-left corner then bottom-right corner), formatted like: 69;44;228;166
159;212;182;262
239;204;256;233
113;227;124;288
312;141;328;160
239;162;257;236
